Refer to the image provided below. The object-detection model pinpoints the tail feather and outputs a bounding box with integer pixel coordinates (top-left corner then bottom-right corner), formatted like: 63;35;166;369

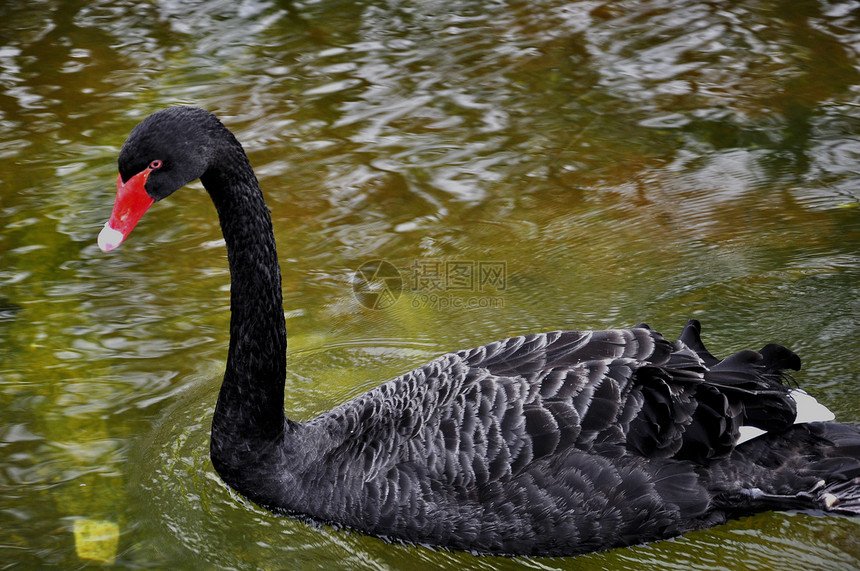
676;320;823;445
758;343;802;374
678;319;719;367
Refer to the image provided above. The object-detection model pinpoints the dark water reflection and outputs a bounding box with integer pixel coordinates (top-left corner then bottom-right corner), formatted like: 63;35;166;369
1;0;859;568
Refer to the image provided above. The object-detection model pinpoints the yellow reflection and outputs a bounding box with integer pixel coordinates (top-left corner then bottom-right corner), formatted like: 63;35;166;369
73;518;119;564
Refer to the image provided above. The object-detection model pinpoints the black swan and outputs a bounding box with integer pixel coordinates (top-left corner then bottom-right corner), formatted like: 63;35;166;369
98;106;860;557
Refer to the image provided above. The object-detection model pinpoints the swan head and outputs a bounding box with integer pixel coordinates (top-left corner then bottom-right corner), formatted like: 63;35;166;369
98;107;222;252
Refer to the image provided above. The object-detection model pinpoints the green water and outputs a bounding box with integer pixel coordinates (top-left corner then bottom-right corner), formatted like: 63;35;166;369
1;0;859;568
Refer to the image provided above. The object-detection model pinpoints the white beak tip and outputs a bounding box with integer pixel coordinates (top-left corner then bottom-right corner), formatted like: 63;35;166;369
97;223;124;253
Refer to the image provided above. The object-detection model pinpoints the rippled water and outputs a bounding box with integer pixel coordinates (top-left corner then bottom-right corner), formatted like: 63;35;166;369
1;0;859;568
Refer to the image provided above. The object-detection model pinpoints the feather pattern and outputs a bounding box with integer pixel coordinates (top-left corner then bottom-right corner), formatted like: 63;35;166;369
255;321;858;555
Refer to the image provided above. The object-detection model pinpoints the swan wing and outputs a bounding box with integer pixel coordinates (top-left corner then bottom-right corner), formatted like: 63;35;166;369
319;321;802;484
300;322;809;552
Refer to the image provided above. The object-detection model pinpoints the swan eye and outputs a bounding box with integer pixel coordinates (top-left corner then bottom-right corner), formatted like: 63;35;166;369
149;160;163;170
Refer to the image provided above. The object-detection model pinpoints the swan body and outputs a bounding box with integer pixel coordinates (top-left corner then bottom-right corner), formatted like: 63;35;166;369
99;107;860;556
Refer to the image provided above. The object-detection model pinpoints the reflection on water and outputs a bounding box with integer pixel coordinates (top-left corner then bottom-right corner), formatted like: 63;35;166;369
0;0;858;568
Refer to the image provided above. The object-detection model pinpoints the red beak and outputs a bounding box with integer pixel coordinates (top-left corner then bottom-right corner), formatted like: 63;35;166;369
98;168;156;252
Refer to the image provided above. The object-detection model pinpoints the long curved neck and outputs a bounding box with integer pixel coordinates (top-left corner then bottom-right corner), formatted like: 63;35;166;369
203;138;288;459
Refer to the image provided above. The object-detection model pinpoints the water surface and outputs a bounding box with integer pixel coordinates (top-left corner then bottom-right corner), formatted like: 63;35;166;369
1;0;859;568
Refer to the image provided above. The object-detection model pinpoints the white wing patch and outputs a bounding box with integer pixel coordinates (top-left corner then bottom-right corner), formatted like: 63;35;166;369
790;388;836;424
737;389;835;445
